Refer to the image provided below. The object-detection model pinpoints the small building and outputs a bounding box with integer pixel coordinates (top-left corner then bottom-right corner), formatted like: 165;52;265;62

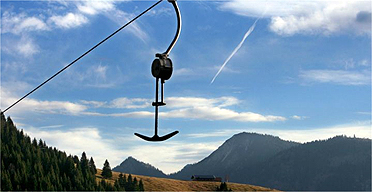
191;175;222;182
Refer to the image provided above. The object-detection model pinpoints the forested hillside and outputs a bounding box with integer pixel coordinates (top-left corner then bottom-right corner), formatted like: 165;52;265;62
1;113;144;191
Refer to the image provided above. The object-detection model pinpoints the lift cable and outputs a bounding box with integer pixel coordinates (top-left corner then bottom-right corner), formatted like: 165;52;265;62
2;0;163;114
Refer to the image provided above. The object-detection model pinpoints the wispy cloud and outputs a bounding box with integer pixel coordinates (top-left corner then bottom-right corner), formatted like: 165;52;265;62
186;121;372;143
219;0;371;36
161;106;285;122
2;34;40;58
211;18;259;84
87;96;286;122
76;1;115;15
1;86;87;115
103;9;148;42
2;1;148;40
1;11;49;34
23;126;126;171
64;64;120;88
291;115;308;120
2;87;286;123
110;98;151;109
300;69;370;85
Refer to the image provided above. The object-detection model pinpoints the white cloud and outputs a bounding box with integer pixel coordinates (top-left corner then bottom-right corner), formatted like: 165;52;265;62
23;126;126;170
110;98;151;109
16;35;40;57
2;11;49;34
261;121;372;143
167;96;240;108
99;96;285;122
291;115;308;120
173;68;195;76
77;1;115;15
186;121;372;143
300;69;370;85
80;100;107;108
65;64;117;88
87;96;286;122
148;7;173;17
1;86;285;123
1;86;87;115
49;12;88;29
2;35;40;57
219;0;371;36
161;106;285;122
74;0;148;41
359;59;369;67
103;9;148;42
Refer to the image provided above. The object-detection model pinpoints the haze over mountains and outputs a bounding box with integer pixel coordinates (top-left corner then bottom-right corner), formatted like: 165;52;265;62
113;132;371;191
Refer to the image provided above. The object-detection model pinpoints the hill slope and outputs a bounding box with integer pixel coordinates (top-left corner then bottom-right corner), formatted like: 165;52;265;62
113;156;167;178
170;132;299;181
97;169;277;191
1;114;99;191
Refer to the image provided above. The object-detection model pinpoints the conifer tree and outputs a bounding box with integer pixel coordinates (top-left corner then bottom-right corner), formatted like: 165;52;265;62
101;159;112;179
216;182;232;191
89;157;97;174
81;152;89;177
139;179;145;191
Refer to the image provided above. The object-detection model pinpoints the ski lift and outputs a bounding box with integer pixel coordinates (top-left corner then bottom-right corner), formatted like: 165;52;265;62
134;0;181;142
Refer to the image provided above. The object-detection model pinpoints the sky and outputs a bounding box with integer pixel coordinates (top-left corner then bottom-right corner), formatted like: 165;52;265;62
1;0;371;174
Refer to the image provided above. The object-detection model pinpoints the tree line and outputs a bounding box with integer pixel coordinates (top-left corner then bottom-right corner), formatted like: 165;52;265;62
1;113;144;191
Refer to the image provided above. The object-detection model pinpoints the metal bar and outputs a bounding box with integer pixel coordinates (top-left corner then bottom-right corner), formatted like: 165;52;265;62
154;78;159;136
161;79;164;103
163;0;181;56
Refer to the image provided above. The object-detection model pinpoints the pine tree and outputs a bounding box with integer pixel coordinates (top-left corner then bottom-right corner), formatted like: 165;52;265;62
139;179;145;191
216;182;232;191
89;157;97;174
101;159;112;179
126;174;133;190
81;152;89;177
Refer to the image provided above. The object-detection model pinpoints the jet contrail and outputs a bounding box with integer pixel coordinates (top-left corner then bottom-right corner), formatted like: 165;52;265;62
210;18;260;84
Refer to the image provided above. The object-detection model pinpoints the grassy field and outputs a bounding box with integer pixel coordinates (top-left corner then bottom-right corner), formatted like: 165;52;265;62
96;169;277;191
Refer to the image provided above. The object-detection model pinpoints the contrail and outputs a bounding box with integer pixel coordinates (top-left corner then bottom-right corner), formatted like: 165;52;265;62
210;18;260;84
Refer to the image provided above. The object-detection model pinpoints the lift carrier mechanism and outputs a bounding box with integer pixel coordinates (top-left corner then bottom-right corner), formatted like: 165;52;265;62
134;0;182;142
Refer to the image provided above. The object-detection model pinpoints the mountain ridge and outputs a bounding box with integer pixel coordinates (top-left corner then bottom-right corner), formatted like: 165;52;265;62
113;132;371;191
169;132;300;181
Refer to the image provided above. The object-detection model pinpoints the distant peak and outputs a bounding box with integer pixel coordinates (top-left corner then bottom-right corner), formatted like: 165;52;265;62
127;156;136;160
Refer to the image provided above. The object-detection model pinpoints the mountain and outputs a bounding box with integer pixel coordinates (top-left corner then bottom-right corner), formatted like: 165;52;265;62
117;132;371;191
169;132;299;181
113;156;168;178
250;135;371;191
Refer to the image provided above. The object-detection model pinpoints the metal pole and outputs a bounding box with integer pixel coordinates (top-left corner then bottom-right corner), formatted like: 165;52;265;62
155;78;159;136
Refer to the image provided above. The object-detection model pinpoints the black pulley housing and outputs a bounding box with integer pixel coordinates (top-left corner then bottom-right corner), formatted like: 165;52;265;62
151;58;173;80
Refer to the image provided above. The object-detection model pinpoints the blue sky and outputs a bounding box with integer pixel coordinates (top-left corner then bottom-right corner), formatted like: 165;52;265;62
1;0;371;173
